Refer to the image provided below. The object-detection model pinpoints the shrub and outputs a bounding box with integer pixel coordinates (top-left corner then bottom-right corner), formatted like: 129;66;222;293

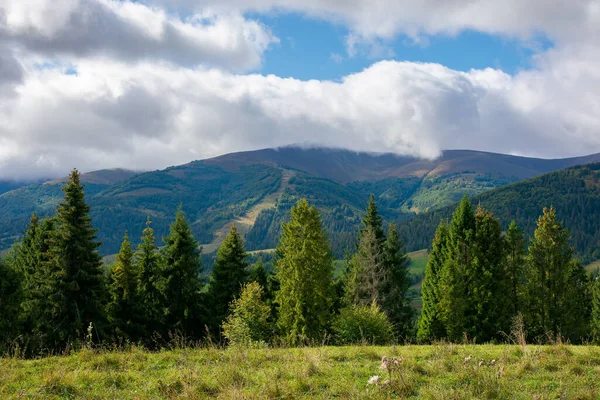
332;302;393;345
222;282;272;347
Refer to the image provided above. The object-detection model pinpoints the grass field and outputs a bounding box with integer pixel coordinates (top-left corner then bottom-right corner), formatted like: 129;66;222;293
1;344;599;399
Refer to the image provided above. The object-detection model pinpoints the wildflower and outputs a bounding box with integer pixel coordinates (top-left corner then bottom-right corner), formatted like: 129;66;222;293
464;355;472;363
368;375;381;385
478;360;484;367
489;359;496;366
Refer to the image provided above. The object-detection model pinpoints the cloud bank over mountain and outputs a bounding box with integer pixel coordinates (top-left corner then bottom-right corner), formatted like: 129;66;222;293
0;0;599;179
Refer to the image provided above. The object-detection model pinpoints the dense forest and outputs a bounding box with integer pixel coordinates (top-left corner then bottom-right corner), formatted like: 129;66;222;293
399;163;600;264
1;169;600;357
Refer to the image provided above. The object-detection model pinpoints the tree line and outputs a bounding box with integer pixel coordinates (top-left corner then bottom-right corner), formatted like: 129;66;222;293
1;170;600;356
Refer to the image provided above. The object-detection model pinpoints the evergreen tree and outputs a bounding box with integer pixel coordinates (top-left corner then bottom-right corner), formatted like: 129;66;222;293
592;277;600;340
345;226;385;306
438;196;475;341
381;223;413;338
417;221;449;342
505;221;526;315
107;232;145;343
136;216;163;336
161;207;203;337
13;214;54;342
207;225;249;333
222;282;272;347
44;169;106;347
275;199;334;344
468;206;510;341
523;206;590;342
0;255;22;351
361;194;385;243
248;258;268;291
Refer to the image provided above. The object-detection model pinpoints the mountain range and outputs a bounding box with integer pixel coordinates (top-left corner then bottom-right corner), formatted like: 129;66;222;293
1;146;600;258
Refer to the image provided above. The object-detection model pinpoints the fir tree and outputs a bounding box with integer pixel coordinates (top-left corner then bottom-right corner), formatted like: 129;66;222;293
161;207;203;337
346;226;385;306
417;221;449;342
380;223;413;338
248;258;269;291
438;196;475;341
275;199;334;344
523;206;590;342
107;232;145;343
361;194;385;243
207;225;249;333
45;169;106;347
592;277;600;340
0;255;22;350
505;221;526;315
136;216;163;335
468;206;510;341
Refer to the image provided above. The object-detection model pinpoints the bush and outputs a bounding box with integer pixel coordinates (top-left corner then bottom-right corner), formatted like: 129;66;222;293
332;302;393;345
222;282;272;347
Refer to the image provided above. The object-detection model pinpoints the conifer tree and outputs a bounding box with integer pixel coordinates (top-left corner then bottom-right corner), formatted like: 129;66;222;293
136;216;163;335
592;277;600;340
161;207;203;337
438;196;475;341
207;225;249;333
248;258;269;291
346;226;385;306
361;194;385;243
417;221;449;342
45;169;106;347
380;223;413;338
468;206;510;341
222;282;272;347
107;232;145;343
523;206;590;342
0;255;22;350
505;221;526;315
275;199;334;344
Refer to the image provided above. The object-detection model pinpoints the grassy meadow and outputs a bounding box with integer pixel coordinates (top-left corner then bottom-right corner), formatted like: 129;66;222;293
1;344;599;399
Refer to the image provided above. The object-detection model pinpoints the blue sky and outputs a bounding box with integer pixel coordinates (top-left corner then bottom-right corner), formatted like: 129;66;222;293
254;13;553;80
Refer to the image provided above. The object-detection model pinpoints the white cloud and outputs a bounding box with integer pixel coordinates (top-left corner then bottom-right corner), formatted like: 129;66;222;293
0;0;278;70
1;56;600;180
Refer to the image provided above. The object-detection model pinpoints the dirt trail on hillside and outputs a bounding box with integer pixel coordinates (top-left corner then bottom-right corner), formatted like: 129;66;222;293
201;169;293;254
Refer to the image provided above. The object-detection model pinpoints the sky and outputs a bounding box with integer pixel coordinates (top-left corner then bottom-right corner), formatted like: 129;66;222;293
0;0;599;180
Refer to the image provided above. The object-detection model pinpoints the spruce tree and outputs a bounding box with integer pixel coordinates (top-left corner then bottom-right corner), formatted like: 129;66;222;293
107;232;145;343
45;169;106;347
248;258;269;291
381;223;413;338
0;255;22;351
438;196;475;341
523;206;590;342
417;221;449;342
161;207;203;337
592;277;600;340
361;194;385;243
346;225;385;306
468;206;510;341
275;199;334;344
505;221;526;315
207;225;249;333
136;216;163;335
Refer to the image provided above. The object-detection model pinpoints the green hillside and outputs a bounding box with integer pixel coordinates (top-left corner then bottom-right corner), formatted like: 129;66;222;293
399;163;600;263
2;147;599;256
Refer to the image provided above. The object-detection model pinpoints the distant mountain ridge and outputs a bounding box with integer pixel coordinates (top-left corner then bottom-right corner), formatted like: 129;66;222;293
1;146;600;256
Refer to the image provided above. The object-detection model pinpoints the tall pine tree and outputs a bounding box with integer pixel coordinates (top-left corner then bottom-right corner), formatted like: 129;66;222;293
523;206;590;342
275;199;334;344
381;223;413;338
505;221;526;315
45;169;106;347
160;207;203;337
136;216;163;336
345;225;384;306
438;196;475;341
107;232;145;343
361;194;385;243
207;225;249;333
417;221;449;342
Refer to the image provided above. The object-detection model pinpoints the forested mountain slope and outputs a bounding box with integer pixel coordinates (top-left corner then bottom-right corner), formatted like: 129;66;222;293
399;163;600;263
1;147;599;256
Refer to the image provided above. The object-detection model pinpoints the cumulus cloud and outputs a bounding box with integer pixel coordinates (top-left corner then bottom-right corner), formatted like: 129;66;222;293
1;56;600;180
0;0;600;180
0;0;278;70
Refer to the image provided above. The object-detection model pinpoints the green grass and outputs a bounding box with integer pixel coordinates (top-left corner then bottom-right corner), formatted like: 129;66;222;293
585;259;600;274
408;249;428;276
1;344;600;399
